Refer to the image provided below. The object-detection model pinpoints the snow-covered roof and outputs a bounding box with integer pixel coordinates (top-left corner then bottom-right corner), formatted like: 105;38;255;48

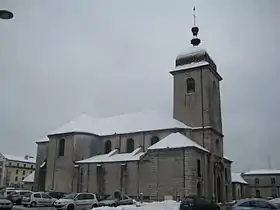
224;156;233;162
36;137;49;143
232;173;248;184
176;46;207;60
76;147;145;164
147;132;209;153
23;171;35;183
243;169;280;176
1;154;36;164
173;61;209;71
48;110;190;136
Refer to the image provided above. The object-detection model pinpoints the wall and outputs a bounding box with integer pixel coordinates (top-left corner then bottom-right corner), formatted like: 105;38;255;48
45;133;102;193
23;182;34;191
242;174;280;198
139;147;208;200
34;141;49;191
101;129;180;154
172;66;222;134
232;183;246;200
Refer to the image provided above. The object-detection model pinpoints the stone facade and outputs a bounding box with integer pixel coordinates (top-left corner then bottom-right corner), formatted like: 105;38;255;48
242;171;280;198
34;46;232;202
0;153;35;188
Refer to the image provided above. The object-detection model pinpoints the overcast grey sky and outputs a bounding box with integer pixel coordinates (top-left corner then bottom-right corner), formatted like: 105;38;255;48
0;0;279;172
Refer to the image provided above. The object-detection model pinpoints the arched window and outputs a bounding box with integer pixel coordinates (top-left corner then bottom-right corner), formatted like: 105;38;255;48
104;140;112;154
126;138;134;153
150;136;159;146
186;78;195;93
58;139;65;157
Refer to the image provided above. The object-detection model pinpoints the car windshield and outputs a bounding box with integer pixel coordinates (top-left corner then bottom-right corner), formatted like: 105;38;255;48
63;193;77;199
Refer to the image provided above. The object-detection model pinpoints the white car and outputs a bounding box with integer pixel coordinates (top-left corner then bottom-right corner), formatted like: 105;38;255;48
0;196;13;210
54;193;98;210
22;192;57;207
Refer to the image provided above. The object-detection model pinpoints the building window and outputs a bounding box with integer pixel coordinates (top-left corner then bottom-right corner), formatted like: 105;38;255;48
126;138;134;153
150;136;159;146
17;163;19;167
225;168;228;182
31;165;33;169
197;159;201;177
15;176;18;182
255;178;260;184
16;169;18;174
197;182;201;196
215;139;219;150
9;162;11;166
271;178;276;184
22;177;24;181
58;139;65;157
23;170;25;175
186;78;195;93
256;189;261;198
104;140;112;154
23;164;26;168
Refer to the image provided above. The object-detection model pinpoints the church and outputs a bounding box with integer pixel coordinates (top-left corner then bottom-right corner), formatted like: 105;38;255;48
33;18;232;203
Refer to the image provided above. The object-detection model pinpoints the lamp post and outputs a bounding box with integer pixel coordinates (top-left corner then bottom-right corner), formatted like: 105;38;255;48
0;9;14;20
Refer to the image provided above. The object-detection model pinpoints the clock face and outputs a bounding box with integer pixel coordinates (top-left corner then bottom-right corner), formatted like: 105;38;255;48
0;10;13;19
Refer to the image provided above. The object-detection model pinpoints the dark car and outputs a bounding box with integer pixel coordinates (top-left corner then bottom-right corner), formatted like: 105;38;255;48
46;191;66;199
179;196;220;210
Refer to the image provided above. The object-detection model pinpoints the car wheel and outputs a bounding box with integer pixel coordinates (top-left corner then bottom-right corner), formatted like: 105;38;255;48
91;203;98;208
67;204;75;210
112;203;117;207
30;201;36;207
16;199;21;205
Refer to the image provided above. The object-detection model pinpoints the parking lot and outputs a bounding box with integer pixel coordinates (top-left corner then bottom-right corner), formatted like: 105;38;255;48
13;206;56;210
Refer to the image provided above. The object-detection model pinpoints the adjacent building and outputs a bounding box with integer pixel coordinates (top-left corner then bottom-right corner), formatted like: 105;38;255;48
231;173;248;200
242;169;280;198
34;20;233;202
0;153;35;187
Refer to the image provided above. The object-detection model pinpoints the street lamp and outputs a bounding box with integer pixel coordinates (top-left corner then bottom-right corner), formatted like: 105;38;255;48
0;10;14;20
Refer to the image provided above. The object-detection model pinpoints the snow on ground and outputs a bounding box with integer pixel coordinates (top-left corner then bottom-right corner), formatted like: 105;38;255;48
91;200;180;210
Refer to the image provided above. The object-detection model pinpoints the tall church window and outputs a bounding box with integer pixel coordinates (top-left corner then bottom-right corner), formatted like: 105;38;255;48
104;140;112;154
186;78;195;93
197;159;201;177
150;136;159;146
126;138;134;153
58;139;65;157
271;178;276;184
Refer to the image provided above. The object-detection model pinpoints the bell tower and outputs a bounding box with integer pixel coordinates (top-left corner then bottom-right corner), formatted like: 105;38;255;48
170;7;223;134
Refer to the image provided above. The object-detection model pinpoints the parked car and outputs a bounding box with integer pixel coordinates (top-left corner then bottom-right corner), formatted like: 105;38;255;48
53;192;98;210
22;192;57;207
270;198;280;208
232;198;278;210
6;189;32;205
179;196;220;210
0;194;13;210
91;192;134;208
46;191;67;199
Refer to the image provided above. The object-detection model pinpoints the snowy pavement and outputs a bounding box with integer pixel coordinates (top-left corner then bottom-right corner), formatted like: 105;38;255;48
91;200;180;210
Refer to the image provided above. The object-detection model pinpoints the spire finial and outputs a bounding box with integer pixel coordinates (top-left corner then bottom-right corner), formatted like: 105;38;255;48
193;6;196;26
190;6;201;47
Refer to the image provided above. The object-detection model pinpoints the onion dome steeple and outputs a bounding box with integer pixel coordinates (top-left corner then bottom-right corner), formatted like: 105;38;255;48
190;7;201;47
